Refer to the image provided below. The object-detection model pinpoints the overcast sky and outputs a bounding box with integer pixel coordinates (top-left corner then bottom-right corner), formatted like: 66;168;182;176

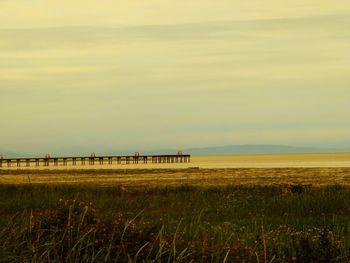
1;1;350;154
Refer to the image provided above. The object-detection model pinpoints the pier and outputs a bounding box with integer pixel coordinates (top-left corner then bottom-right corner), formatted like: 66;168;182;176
0;152;191;168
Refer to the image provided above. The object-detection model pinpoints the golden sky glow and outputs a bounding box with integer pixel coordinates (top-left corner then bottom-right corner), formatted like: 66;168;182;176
1;1;349;154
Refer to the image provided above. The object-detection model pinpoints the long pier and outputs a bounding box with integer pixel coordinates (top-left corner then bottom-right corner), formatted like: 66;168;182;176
0;153;191;168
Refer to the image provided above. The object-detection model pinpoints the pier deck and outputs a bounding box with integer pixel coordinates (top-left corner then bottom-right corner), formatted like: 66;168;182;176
0;154;191;168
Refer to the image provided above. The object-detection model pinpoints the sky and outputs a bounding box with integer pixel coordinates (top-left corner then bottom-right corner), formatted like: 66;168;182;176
1;0;350;154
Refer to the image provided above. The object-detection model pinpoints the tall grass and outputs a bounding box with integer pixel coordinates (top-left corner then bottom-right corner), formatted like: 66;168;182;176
0;184;350;262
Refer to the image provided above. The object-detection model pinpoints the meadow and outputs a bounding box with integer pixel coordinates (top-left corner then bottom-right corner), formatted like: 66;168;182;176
1;156;350;262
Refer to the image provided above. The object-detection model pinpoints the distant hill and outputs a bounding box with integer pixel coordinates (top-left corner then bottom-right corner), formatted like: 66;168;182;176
183;145;350;156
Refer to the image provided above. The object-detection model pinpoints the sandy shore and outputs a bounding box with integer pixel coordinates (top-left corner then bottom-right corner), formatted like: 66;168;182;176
1;167;350;187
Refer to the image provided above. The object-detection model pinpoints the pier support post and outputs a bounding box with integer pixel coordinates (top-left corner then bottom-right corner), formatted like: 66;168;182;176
7;160;11;167
17;160;21;167
134;152;140;164
89;153;96;165
44;154;50;167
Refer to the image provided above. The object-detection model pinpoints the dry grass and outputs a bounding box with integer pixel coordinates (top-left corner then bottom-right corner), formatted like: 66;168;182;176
1;167;350;187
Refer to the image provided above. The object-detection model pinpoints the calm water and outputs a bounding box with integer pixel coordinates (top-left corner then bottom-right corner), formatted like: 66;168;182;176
191;153;350;168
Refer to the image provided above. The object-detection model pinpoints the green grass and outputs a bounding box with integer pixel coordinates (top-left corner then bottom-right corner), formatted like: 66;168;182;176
1;184;350;262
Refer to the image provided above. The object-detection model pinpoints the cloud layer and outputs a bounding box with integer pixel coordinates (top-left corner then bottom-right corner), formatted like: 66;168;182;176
1;1;350;153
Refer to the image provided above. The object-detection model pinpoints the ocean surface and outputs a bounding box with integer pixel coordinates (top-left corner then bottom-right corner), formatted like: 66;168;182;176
190;153;350;168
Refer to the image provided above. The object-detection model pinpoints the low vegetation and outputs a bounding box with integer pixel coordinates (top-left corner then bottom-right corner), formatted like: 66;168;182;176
1;183;350;262
1;167;350;187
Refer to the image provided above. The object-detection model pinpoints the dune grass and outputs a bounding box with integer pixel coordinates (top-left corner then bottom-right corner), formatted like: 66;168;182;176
1;183;350;262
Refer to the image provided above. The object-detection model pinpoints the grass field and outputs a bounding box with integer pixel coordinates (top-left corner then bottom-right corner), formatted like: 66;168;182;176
1;167;350;187
1;155;350;262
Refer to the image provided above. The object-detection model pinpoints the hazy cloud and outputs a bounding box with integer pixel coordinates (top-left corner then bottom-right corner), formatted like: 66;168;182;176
1;1;350;153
